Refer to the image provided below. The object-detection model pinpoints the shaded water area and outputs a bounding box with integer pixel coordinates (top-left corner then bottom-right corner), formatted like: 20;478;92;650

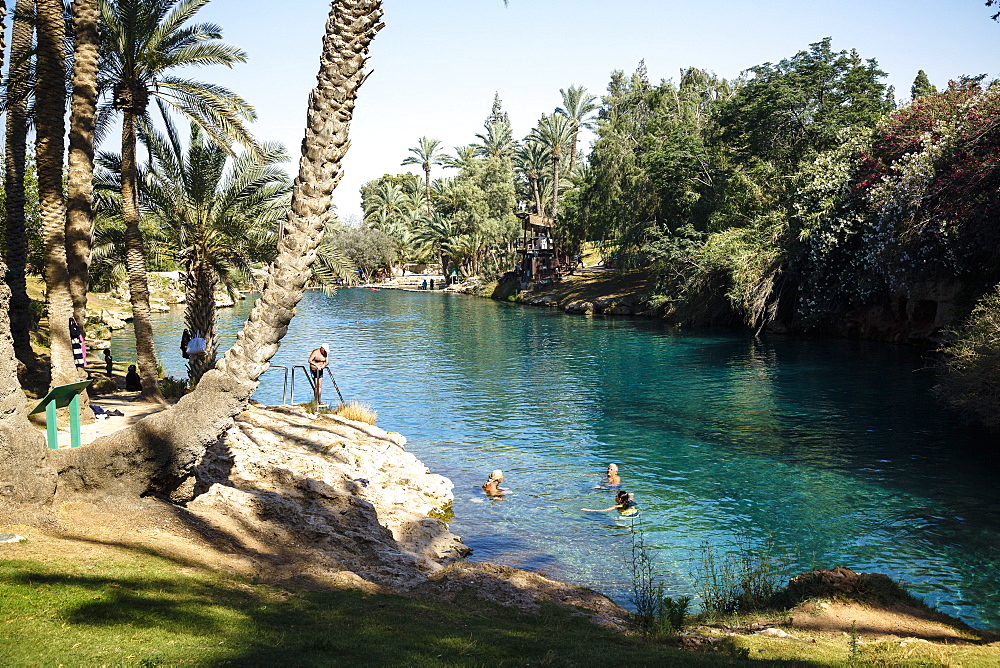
111;289;1000;629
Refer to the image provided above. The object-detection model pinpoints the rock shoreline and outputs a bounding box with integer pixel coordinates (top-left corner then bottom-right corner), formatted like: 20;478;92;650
172;404;629;626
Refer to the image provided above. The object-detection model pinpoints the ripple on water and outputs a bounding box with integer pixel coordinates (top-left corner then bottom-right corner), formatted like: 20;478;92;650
110;289;1000;630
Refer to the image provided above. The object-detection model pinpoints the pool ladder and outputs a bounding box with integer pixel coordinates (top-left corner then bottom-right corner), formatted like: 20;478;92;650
265;364;344;407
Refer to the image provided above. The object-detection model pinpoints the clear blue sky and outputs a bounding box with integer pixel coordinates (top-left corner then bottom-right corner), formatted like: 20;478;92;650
192;1;997;220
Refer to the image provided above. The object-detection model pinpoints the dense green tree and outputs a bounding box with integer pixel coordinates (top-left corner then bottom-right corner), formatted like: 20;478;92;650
714;37;893;171
910;69;938;100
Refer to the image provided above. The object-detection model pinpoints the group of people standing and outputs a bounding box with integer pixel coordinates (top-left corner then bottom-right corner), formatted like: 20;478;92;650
480;462;638;516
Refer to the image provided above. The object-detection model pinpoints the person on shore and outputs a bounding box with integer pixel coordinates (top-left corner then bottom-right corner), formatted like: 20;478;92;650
104;349;114;376
180;328;191;359
125;364;142;392
308;343;330;404
582;490;637;516
482;469;510;497
429;278;435;290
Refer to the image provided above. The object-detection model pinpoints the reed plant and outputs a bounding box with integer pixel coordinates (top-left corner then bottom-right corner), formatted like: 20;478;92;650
695;533;794;618
333;400;378;425
627;521;690;637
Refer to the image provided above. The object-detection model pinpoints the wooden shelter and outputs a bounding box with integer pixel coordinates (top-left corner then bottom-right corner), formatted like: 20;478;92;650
514;213;569;287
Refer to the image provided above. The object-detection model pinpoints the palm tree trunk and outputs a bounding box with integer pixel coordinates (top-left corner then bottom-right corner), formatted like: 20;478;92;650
45;0;385;501
530;174;542;215
424;165;432;217
36;0;78;391
551;153;561;221
4;0;34;363
568;129;579;177
185;258;217;385
121;111;165;403
66;0;100;327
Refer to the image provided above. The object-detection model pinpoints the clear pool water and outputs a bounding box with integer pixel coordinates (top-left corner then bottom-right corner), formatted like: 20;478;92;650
111;288;1000;629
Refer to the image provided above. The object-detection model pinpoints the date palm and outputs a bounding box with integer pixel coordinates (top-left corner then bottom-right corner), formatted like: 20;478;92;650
515;138;549;215
402;136;445;216
36;0;79;391
556;85;598;176
141;115;290;384
3;0;34;362
66;0;101;327
98;0;258;400
531;113;574;220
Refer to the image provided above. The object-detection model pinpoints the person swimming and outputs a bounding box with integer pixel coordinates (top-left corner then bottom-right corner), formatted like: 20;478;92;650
582;490;637;516
604;463;621;485
482;469;510;497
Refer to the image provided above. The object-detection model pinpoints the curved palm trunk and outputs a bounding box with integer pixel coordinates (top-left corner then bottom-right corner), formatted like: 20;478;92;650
45;0;385;501
4;0;34;362
185;258;217;384
121;111;165;402
66;0;100;327
36;0;78;391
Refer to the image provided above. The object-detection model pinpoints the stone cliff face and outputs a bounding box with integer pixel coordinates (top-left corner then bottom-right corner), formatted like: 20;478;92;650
174;405;469;589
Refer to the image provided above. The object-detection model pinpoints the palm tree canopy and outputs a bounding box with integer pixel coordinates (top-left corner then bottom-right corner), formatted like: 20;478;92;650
557;84;599;132
401;135;445;173
97;0;259;154
140;113;290;288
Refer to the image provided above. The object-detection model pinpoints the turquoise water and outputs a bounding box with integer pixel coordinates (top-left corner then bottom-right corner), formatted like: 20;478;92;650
111;289;1000;629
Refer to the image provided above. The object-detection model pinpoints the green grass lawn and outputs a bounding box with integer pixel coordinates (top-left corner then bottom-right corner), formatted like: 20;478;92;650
0;550;769;667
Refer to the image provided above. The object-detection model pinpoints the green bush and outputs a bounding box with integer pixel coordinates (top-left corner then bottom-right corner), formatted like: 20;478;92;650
938;283;1000;430
158;376;188;401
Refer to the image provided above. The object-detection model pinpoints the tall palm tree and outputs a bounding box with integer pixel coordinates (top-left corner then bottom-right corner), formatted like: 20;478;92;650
4;0;34;362
36;0;79;391
98;0;258;400
401;136;445;216
141;116;290;384
66;0;101;327
531;113;574;220
474;120;516;160
515;139;549;215
441;144;477;172
556;85;598;176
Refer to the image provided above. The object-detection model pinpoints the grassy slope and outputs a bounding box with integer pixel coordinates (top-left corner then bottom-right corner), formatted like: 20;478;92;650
0;547;758;667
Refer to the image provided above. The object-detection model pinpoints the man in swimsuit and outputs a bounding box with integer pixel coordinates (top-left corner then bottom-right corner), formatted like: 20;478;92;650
308;343;329;404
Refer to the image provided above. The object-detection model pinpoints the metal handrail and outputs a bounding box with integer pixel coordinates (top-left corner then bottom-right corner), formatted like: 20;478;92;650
324;366;345;405
284;364;346;407
265;365;290;405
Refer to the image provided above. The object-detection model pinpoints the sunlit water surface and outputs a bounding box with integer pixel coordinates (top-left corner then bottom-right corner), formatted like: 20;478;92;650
111;289;1000;629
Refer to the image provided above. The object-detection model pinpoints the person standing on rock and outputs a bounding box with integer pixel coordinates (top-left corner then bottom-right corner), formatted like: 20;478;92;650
104;349;114;376
308;343;330;405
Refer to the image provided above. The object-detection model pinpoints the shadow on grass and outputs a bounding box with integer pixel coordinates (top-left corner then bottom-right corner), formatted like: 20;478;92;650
1;556;803;666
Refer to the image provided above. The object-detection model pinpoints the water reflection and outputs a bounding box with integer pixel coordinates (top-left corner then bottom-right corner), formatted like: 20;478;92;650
112;289;1000;629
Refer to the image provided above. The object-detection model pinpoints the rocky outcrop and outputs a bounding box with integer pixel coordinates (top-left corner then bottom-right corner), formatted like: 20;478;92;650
163;404;628;625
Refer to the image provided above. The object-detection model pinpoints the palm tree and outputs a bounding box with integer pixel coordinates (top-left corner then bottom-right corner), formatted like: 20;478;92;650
401;136;445;216
531;113;574;220
98;0;258;400
515;139;549;215
556;85;598;176
141;116;290;384
441;145;478;172
66;0;101;327
3;0;34;362
474;121;516;160
36;0;79;391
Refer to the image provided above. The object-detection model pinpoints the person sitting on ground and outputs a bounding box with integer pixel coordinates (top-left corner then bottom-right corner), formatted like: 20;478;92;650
482;469;510;497
124;364;142;392
308;343;329;404
582;490;637;516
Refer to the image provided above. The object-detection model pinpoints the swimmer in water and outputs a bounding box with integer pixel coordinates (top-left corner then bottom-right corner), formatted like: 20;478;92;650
482;469;510;497
582;490;637;516
604;463;621;485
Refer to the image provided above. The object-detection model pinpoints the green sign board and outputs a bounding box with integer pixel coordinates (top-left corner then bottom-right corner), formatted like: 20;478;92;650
30;379;92;449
